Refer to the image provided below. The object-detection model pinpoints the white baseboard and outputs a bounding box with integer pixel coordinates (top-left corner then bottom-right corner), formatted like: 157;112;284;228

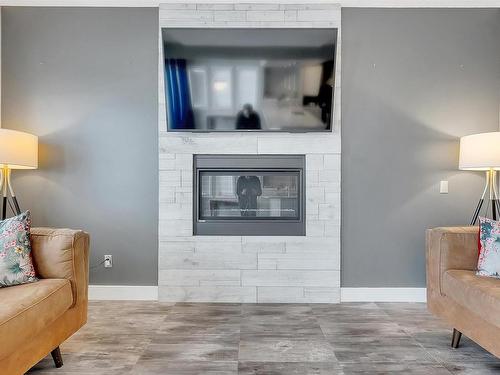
88;286;426;302
89;285;158;301
341;287;427;302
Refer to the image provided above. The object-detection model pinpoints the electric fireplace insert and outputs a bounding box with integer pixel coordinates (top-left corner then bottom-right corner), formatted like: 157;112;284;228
193;155;305;235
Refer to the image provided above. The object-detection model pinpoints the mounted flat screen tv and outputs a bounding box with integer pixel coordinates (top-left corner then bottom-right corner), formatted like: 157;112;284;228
162;28;337;132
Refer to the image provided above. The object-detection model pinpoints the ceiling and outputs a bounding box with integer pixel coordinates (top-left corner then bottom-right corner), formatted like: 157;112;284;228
1;0;498;7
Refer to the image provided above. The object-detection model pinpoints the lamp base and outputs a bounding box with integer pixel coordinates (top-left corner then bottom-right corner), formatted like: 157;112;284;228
470;169;500;225
1;166;22;220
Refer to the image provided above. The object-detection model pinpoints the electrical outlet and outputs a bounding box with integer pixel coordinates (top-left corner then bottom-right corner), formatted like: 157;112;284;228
104;255;113;268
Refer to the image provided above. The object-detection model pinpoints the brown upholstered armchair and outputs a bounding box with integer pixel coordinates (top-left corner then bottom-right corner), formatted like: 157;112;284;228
0;228;90;375
426;227;500;358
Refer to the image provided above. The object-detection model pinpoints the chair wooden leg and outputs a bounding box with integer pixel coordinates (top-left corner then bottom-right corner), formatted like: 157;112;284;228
451;328;462;349
51;346;64;368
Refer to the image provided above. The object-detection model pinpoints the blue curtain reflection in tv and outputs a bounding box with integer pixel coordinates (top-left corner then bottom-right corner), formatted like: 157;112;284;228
165;59;194;130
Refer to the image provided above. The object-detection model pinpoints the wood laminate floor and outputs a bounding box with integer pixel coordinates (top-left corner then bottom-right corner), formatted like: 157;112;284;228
28;301;499;374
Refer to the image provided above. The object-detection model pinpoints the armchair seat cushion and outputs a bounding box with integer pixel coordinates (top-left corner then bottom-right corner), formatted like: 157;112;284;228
442;270;500;327
0;279;72;359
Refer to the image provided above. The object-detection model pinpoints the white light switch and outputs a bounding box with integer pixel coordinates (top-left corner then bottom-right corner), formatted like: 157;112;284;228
440;181;449;194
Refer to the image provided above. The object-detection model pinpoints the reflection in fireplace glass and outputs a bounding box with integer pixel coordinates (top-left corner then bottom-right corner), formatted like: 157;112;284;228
199;171;299;220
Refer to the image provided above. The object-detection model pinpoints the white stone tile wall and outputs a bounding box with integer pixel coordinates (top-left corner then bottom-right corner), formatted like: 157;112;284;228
158;3;341;303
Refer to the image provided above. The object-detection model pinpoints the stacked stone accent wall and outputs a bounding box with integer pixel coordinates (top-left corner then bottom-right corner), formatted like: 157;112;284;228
158;3;341;302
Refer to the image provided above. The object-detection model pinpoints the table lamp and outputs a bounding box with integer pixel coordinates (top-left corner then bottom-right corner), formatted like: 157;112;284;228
0;129;38;220
459;131;500;225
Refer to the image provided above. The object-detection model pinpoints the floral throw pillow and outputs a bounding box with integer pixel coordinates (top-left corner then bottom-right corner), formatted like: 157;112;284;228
0;211;38;287
477;216;500;279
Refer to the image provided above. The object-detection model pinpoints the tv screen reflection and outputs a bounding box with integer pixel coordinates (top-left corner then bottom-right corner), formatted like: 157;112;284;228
163;28;337;132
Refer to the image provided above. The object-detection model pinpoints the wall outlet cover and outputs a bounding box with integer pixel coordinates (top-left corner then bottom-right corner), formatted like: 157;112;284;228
440;181;449;194
104;255;113;268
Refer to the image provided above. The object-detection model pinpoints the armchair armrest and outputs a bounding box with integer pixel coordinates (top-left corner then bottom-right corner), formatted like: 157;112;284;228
426;226;478;296
30;228;90;307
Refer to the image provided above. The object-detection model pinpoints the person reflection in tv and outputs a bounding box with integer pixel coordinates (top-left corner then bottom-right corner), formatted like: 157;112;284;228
236;175;262;217
236;104;261;130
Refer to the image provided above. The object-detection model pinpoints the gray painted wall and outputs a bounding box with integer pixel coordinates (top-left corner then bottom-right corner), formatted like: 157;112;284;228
1;7;159;285
342;9;500;287
2;7;500;288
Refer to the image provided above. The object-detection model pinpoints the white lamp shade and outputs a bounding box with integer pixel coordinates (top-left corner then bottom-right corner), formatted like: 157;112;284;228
459;131;500;171
0;129;38;169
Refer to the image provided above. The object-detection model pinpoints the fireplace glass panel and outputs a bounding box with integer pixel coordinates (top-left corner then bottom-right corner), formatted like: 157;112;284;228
199;171;300;220
194;155;305;236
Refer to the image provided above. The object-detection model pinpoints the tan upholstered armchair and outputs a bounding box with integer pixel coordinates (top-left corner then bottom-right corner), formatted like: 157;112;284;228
0;228;90;375
426;227;500;358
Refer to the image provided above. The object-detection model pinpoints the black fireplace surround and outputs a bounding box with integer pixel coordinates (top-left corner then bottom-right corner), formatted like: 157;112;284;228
193;155;305;236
